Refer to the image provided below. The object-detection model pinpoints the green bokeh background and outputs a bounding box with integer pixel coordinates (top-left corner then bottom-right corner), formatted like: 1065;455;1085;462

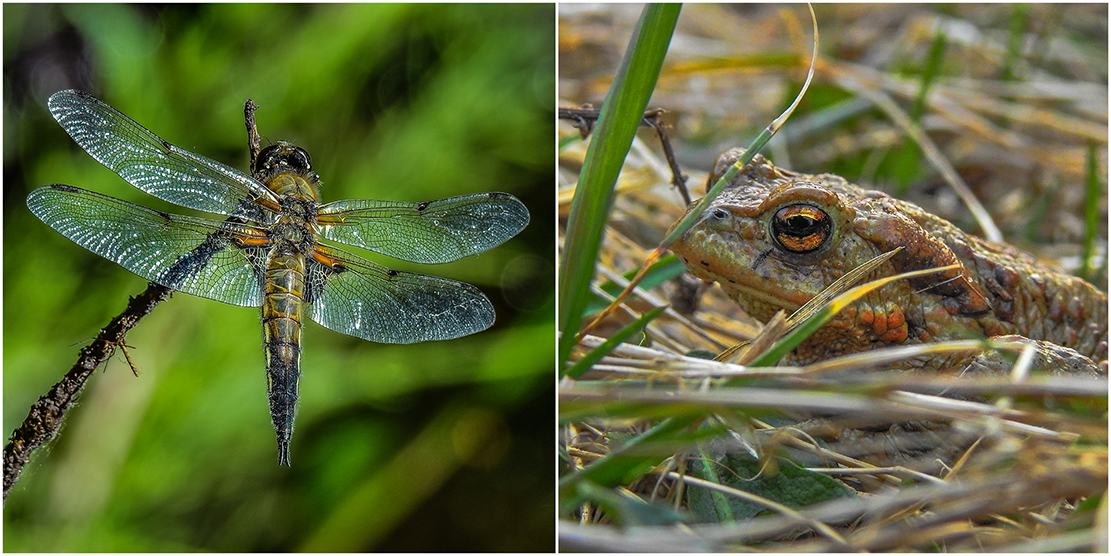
3;4;554;551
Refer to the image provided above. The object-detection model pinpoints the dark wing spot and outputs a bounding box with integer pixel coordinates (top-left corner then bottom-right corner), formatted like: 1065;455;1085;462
416;201;430;212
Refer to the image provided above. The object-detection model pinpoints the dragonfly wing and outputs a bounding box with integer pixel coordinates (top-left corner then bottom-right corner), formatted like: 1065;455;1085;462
48;89;277;220
305;244;495;344
28;184;266;307
315;192;529;264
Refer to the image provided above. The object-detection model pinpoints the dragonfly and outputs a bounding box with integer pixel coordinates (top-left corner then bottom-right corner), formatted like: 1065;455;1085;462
26;90;530;465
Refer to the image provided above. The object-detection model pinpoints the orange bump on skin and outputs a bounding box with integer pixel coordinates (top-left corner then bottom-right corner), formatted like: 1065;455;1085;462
879;309;908;342
860;305;908;342
873;310;888;336
859;308;874;327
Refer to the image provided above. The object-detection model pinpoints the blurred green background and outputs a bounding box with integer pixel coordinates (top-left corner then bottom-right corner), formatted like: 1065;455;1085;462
4;4;554;552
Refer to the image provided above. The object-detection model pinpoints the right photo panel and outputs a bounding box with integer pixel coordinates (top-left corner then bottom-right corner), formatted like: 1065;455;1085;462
558;4;1107;552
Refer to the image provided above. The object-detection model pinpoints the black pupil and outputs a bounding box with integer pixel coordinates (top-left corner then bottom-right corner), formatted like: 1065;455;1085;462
783;215;820;236
771;204;832;254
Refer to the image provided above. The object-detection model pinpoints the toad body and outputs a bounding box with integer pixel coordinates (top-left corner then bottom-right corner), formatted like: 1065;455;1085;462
670;149;1107;374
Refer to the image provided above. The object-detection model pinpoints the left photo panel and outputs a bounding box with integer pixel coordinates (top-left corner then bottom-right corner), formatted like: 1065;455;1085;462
3;4;555;551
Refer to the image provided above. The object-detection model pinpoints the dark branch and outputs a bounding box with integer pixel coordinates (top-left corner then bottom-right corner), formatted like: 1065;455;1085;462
3;283;172;502
558;105;690;204
245;99;261;165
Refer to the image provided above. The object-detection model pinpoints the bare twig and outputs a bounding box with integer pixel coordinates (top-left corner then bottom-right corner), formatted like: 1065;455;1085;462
559;106;690;203
3;283;172;502
245;98;261;164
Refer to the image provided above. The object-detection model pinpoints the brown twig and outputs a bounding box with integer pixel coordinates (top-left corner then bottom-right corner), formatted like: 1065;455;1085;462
245;98;261;164
3;283;172;502
558;106;690;203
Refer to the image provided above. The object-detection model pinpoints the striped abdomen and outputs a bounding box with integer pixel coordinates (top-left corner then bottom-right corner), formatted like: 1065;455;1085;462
262;248;306;466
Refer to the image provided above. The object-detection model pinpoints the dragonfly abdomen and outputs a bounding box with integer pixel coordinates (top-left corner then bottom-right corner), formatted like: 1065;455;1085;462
261;250;307;466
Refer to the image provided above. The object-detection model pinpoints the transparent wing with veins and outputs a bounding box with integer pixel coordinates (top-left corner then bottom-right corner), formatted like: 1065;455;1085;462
47;89;279;221
27;184;267;307
305;243;496;343
316;192;530;264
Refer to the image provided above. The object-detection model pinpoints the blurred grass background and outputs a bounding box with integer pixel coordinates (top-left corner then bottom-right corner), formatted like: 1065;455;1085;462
4;4;554;551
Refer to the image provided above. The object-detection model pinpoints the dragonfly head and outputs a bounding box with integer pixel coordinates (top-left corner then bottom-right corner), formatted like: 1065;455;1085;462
254;141;315;181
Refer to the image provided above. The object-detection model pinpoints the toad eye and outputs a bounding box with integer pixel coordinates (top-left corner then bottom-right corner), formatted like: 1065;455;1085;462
771;204;832;254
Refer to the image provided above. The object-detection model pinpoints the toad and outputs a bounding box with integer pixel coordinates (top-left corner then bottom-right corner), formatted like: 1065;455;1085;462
671;148;1107;375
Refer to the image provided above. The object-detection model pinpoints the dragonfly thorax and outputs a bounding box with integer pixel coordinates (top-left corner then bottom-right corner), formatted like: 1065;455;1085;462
273;222;307;244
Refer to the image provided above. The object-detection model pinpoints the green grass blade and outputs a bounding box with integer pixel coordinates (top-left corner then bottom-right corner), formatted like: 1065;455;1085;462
584;254;687;314
558;4;681;367
892;29;945;194
1081;140;1101;282
559;414;700;497
565;305;667;379
1001;3;1029;82
911;30;946;121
